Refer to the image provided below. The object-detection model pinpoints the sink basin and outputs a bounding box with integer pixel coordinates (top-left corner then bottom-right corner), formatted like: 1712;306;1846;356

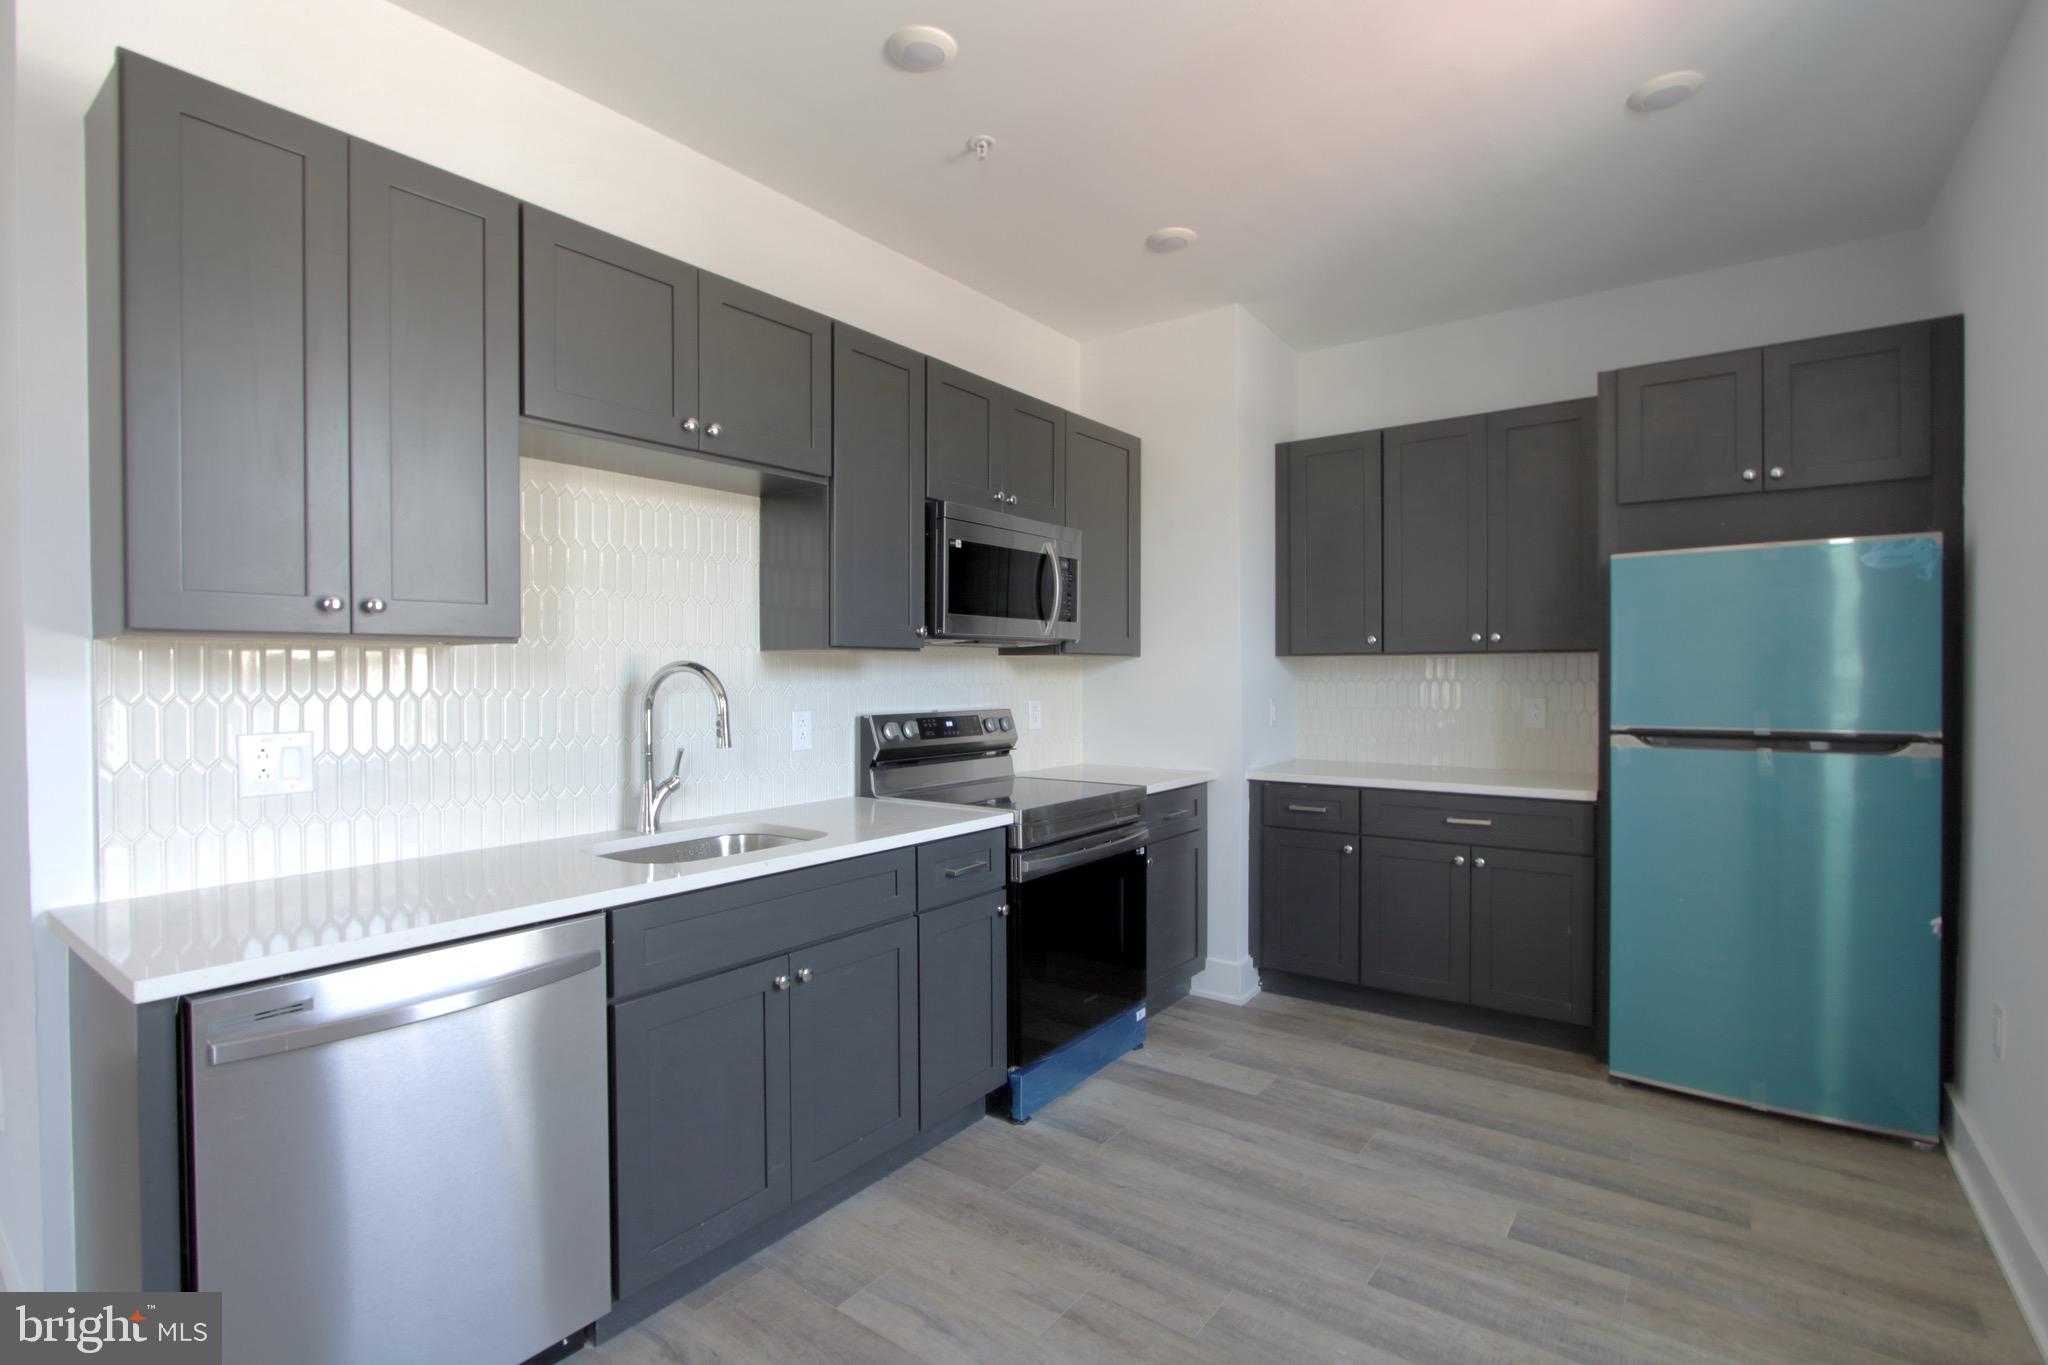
595;825;825;866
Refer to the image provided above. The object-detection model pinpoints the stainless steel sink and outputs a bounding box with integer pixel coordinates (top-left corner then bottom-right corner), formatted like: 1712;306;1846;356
594;825;825;866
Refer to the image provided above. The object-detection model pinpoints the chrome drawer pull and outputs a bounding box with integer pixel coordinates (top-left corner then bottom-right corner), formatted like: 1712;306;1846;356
1286;803;1331;815
942;858;991;879
1161;808;1194;822
1444;816;1493;828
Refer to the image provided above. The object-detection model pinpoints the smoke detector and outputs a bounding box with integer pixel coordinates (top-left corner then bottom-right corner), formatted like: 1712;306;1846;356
1144;227;1198;254
884;25;958;73
1626;70;1705;114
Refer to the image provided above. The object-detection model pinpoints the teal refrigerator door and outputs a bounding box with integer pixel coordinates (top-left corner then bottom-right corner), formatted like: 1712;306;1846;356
1609;742;1943;1138
1611;535;1943;735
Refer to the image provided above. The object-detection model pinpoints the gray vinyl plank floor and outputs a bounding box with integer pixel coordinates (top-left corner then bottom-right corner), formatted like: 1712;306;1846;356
586;993;2042;1364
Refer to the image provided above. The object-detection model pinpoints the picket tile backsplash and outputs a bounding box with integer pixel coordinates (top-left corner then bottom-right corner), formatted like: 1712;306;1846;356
94;458;1083;899
1292;652;1600;774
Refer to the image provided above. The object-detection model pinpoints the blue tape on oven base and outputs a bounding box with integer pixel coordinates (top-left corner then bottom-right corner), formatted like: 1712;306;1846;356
1001;1003;1147;1122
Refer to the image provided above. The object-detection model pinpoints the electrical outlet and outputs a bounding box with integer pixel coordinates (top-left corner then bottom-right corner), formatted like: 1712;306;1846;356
237;732;314;799
1521;697;1548;730
790;710;812;752
1269;698;1278;727
1992;1003;2006;1060
1027;700;1043;731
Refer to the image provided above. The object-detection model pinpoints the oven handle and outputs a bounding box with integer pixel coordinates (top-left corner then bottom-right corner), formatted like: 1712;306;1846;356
1012;822;1151;882
1041;542;1063;637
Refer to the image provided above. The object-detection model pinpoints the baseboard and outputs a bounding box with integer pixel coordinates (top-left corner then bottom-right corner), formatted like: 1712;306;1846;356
1946;1087;2048;1360
1189;955;1260;1006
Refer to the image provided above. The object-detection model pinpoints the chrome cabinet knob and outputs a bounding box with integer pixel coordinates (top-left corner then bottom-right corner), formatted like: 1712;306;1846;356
995;904;1009;917
914;626;928;638
682;416;700;433
795;967;813;984
1469;633;1483;644
316;596;344;613
1452;855;1467;867
1741;468;1758;481
772;974;791;991
1006;494;1019;504
1366;634;1378;645
993;490;1007;502
360;598;387;614
1146;857;1154;865
1768;466;1785;480
1474;857;1487;869
1342;844;1355;855
1489;631;1502;643
705;421;722;438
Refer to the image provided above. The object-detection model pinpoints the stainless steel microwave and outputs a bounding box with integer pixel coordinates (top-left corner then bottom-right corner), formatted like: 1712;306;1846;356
926;501;1081;646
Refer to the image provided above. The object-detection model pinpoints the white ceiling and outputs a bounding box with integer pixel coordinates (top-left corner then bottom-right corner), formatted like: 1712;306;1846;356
395;0;2023;349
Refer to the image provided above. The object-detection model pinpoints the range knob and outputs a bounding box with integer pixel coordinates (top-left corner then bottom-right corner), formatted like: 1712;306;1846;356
882;721;903;742
999;716;1013;732
983;717;999;733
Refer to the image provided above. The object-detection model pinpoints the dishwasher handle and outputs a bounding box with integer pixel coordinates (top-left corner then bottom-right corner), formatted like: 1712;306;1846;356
205;947;603;1067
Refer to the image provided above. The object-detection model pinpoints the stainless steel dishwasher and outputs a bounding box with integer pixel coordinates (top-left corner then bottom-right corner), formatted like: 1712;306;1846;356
186;916;612;1365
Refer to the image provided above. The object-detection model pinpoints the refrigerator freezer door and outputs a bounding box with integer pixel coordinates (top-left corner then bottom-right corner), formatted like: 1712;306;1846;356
1609;742;1943;1138
1611;535;1942;736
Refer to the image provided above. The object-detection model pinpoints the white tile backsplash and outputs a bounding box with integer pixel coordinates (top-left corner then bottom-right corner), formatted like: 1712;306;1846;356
1292;653;1600;773
93;458;1083;899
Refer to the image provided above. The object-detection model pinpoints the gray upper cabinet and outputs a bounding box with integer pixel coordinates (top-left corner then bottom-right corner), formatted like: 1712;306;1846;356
520;205;700;454
1383;415;1487;654
697;274;831;477
1065;416;1141;656
90;54;518;641
612;954;791;1299
925;360;1067;523
348;142;520;640
1359;836;1472;1003
1615;348;1764;503
92;53;352;636
787;917;919;1201
1278;434;1383;654
1469;847;1593;1025
917;891;1009;1125
1485;399;1598;652
1258;826;1360;984
1763;322;1932;490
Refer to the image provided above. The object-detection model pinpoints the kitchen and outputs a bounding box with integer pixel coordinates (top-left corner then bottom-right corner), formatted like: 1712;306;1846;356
2;2;2045;1363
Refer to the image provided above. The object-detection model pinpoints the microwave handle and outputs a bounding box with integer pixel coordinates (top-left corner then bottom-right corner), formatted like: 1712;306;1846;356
1042;542;1064;636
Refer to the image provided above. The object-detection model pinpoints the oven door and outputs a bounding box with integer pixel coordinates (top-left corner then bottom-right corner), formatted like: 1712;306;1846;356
1007;835;1147;1068
929;502;1081;644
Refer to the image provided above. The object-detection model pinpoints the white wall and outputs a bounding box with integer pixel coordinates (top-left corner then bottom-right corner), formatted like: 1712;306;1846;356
1925;0;2048;1344
6;0;1085;1288
1079;306;1296;1004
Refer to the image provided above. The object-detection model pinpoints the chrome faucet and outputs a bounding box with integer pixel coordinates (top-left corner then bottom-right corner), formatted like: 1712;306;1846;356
640;661;732;833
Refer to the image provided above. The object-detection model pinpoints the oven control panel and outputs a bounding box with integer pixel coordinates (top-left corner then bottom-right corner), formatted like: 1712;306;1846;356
861;708;1017;756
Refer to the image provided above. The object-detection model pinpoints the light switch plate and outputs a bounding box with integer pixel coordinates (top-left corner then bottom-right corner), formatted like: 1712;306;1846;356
237;732;314;799
1521;697;1547;730
791;710;813;752
1027;700;1043;731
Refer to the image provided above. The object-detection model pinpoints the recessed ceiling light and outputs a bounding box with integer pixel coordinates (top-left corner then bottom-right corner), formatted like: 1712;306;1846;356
1145;227;1198;254
884;25;957;73
1626;70;1705;113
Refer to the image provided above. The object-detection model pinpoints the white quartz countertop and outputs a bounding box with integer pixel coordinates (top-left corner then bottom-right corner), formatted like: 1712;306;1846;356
1020;763;1216;794
1248;760;1598;803
47;798;1013;1004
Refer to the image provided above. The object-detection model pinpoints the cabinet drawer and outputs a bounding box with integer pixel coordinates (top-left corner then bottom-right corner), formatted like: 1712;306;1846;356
1360;791;1593;855
1260;783;1360;834
610;850;914;1000
916;829;1008;909
1359;789;1597;855
1143;784;1207;837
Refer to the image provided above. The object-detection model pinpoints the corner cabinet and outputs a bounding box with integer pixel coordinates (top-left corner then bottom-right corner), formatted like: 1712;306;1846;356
1064;417;1142;655
89;52;522;640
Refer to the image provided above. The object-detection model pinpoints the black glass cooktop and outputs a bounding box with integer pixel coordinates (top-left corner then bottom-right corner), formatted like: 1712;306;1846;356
909;776;1143;849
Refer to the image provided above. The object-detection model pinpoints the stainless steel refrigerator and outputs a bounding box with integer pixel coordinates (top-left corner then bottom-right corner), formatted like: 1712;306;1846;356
1608;533;1945;1139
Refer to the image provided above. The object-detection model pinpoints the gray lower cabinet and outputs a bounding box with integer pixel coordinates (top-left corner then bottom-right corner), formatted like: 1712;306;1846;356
1064;416;1142;656
1277;434;1384;654
1485;399;1598;652
916;891;1009;1124
1258;827;1360;984
1146;827;1206;993
1383;415;1488;653
926;359;1067;524
612;954;791;1299
787;918;919;1200
1469;847;1594;1024
89;53;521;640
1359;836;1472;1003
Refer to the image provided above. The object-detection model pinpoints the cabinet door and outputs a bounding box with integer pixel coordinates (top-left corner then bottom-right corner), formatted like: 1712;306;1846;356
521;205;700;452
917;892;1009;1126
788;918;919;1200
1470;848;1593;1024
1258;828;1360;983
829;325;927;649
1001;390;1067;525
613;955;791;1298
1485;399;1598;652
1763;322;1931;491
1359;836;1471;1003
926;359;1002;507
1615;349;1763;503
1065;416;1141;656
698;273;832;477
347;141;520;640
1282;434;1383;654
1146;827;1207;991
1383;416;1487;654
113;54;352;634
